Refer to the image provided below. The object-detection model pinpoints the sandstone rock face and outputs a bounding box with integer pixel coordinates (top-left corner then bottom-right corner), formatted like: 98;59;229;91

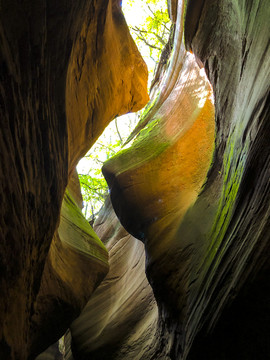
182;1;270;357
29;189;109;359
0;1;148;359
69;199;160;360
96;0;268;359
66;0;148;174
1;0;269;359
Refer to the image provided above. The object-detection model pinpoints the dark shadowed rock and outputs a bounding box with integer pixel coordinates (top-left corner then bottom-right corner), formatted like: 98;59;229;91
0;0;148;358
100;0;270;358
0;0;269;359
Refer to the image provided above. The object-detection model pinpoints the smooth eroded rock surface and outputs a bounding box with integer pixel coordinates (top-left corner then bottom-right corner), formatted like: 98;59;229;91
99;0;269;359
0;0;148;358
29;189;109;358
0;0;269;359
69;199;159;360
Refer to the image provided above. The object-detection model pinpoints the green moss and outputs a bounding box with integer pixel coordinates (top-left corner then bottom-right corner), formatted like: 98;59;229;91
105;90;168;175
202;138;246;272
125;90;161;144
183;0;188;32
137;93;160;125
104;115;170;175
59;190;108;264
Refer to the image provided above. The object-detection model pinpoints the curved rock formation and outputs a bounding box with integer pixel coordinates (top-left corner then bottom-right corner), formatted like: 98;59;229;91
70;199;159;359
29;188;109;359
66;0;148;173
1;0;269;359
69;0;269;359
0;0;148;359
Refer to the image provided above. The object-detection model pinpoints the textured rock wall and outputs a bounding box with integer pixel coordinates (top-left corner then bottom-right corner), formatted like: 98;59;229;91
29;189;109;358
70;199;160;360
0;0;148;358
1;0;269;359
66;0;148;173
70;0;269;359
182;0;270;358
69;1;215;358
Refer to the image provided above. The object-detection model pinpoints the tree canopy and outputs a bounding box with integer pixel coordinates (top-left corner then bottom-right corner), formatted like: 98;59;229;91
124;0;171;79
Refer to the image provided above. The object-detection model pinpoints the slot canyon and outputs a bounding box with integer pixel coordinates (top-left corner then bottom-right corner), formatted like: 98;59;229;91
0;0;269;359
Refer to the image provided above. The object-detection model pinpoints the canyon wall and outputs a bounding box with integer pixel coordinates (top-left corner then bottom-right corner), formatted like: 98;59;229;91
0;0;148;359
70;0;270;359
0;0;269;359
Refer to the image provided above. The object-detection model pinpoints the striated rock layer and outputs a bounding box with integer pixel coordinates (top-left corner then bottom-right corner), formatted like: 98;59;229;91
182;0;270;358
70;199;159;360
29;187;109;359
69;0;269;359
1;0;269;359
0;0;148;359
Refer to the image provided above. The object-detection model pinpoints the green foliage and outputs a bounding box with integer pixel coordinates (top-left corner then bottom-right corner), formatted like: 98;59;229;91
78;0;171;222
124;0;171;77
78;137;122;221
78;116;138;222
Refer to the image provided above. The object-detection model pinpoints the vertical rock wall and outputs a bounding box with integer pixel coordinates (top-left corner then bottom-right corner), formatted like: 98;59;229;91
0;0;148;358
183;0;270;358
70;199;160;359
0;0;269;359
69;0;269;359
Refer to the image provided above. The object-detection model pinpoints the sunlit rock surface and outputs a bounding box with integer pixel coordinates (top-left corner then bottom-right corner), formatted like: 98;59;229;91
103;53;215;256
0;0;148;358
96;0;268;359
69;199;159;360
0;0;269;359
66;0;149;174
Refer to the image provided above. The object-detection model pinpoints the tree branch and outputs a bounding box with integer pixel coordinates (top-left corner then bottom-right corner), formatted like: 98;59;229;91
131;26;167;47
146;3;155;17
95;142;116;154
134;32;162;51
115;118;123;144
152;32;166;46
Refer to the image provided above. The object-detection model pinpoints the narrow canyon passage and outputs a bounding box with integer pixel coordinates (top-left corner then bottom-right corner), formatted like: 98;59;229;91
0;1;269;360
